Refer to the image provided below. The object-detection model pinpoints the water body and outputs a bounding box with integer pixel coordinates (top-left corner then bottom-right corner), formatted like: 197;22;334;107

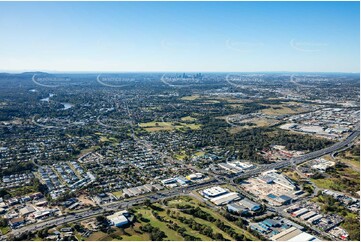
40;93;55;102
39;94;73;110
61;102;74;110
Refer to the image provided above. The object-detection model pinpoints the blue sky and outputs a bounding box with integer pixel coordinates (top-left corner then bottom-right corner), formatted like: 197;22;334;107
0;1;359;73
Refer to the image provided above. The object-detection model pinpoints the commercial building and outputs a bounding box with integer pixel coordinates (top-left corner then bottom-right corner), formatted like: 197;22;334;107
300;211;317;220
227;198;261;214
311;159;335;172
122;184;163;197
288;232;318;241
292;208;309;217
19;206;36;216
93;193;114;204
186;173;203;180
267;193;293;205
176;176;191;186
307;215;323;224
161;178;177;185
261;219;281;228
270;227;302;241
218;161;254;174
210;192;240;206
227;203;248;215
218;163;242;174
33;210;52;220
261;170;297;190
9;217;25;228
107;210;130;227
201;186;228;198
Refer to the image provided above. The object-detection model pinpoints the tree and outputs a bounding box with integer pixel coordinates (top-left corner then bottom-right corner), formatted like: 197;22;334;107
96;215;108;225
144;199;151;207
0;217;8;227
37;228;49;239
0;189;10;198
213;232;224;240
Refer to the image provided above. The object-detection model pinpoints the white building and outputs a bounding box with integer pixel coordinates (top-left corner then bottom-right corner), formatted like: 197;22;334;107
201;186;228;198
107;210;130;227
210;192;241;206
186;173;203;180
262;170;297;190
311;158;335;172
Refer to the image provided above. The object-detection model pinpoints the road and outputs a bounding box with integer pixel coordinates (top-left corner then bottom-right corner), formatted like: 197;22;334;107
234;129;359;181
10;179;222;237
10;128;359;238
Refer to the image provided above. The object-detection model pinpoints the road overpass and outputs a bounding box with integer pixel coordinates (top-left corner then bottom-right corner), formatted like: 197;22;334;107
234;129;359;181
8;129;359;238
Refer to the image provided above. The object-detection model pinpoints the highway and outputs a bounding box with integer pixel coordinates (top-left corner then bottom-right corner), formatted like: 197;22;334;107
234;129;359;180
10;179;222;237
9;129;359;238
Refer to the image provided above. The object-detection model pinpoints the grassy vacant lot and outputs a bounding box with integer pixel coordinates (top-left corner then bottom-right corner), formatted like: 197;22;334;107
112;190;123;199
229;104;244;109
201;99;221;104
139;121;175;132
311;166;360;196
282;169;302;182
228;117;279;134
180;116;197;122
174;152;187;161
310;147;360;196
0;226;10;235
175;150;204;161
337;149;360;170
194;151;205;157
209;97;251;104
99;136;118;143
139;121;201;132
180;95;200;101
310;178;339;190
261;104;305;115
78;146;100;157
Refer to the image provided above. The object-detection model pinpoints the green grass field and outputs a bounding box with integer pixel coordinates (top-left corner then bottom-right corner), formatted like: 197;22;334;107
228;117;278;133
194;151;205;157
338;150;360;170
139;121;201;132
0;226;10;235
128;196;258;241
311;178;338;190
81;196;259;241
174;153;187;160
181;116;197;122
311;160;360;196
112;190;123;199
180;95;200;101
261;104;306;115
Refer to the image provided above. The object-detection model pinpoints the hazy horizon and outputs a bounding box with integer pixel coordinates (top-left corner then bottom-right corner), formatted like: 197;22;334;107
0;1;359;73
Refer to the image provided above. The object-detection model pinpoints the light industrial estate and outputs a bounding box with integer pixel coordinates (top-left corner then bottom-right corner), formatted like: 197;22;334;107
0;72;359;241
